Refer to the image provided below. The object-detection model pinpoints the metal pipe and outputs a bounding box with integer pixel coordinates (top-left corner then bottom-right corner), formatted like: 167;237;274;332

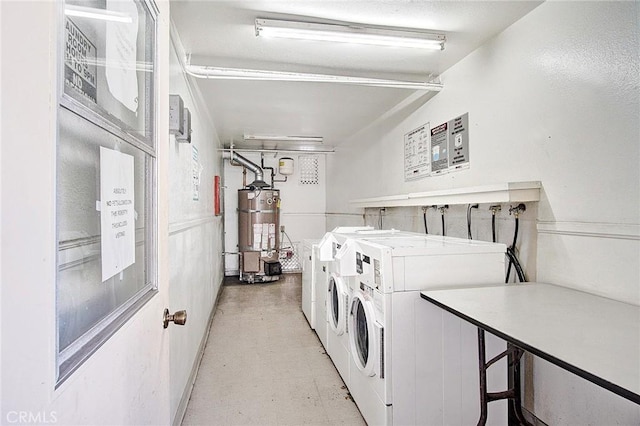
223;151;265;186
261;154;275;188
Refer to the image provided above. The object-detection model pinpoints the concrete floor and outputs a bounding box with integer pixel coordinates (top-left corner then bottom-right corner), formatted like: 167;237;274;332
182;273;366;425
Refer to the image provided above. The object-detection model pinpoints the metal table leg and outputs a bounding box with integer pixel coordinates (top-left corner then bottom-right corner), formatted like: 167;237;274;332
477;328;534;426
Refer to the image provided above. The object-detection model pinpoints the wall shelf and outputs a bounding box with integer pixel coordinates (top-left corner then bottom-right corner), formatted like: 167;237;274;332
349;181;541;208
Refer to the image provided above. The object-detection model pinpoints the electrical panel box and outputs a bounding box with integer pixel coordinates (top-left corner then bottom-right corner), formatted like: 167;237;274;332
169;95;184;135
176;107;192;143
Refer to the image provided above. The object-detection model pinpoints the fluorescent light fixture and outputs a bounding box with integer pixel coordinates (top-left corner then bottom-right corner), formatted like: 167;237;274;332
255;18;445;50
244;135;324;144
65;4;133;23
185;63;443;91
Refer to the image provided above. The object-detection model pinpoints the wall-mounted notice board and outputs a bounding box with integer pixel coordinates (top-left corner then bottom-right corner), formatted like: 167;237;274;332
56;0;158;385
404;113;470;181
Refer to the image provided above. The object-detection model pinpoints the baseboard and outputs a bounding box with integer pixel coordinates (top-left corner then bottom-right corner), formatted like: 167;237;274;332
172;277;225;426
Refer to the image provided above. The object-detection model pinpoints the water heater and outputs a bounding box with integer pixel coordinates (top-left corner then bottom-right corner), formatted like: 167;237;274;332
237;187;281;282
224;150;283;283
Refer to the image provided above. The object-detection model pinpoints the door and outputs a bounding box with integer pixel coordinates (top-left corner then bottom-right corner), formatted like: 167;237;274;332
328;273;348;335
1;1;172;423
349;291;380;377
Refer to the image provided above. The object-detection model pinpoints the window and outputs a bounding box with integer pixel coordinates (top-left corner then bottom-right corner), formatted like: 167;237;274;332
56;0;158;384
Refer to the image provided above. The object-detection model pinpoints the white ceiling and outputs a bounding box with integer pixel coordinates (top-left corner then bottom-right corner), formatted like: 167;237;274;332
169;0;542;151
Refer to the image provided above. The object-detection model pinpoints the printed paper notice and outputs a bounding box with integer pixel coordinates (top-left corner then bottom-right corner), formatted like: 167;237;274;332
192;146;201;200
106;0;139;113
430;122;449;175
448;113;470;171
100;147;135;282
404;123;430;181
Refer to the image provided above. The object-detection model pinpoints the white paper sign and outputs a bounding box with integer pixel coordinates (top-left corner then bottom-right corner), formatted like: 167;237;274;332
192;145;201;200
100;147;135;281
404;123;431;181
105;0;139;113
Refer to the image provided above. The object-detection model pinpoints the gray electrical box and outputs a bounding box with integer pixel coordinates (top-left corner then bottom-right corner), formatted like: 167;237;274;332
176;108;192;143
169;95;184;135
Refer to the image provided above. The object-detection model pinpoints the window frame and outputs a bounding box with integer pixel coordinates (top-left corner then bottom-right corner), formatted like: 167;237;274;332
55;0;160;386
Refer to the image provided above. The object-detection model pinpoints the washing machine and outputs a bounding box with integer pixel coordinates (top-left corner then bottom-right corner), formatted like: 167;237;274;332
314;249;329;349
346;235;509;426
317;228;426;347
301;239;320;329
349;278;393;424
319;229;426;389
315;227;374;351
324;239;363;386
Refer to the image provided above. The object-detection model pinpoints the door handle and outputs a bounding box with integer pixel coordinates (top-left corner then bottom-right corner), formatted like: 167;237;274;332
163;308;187;328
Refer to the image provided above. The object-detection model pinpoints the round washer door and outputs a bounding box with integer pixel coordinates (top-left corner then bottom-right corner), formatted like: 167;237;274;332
327;274;347;335
349;291;378;377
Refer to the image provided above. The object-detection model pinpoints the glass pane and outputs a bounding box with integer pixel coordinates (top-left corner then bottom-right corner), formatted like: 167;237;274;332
57;106;151;351
356;300;369;366
63;0;155;146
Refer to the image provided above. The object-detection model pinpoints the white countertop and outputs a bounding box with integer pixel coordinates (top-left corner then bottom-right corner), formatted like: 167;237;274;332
420;283;640;404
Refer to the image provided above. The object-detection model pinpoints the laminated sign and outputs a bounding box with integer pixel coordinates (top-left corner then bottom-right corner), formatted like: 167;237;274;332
100;147;135;281
64;18;98;103
404;123;431;181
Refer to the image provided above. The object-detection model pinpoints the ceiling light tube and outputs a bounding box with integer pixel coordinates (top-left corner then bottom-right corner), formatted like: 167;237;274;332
185;64;443;91
65;4;133;23
255;19;445;50
244;135;323;144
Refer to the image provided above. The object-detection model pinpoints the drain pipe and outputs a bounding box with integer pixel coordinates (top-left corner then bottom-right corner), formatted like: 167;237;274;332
223;150;268;188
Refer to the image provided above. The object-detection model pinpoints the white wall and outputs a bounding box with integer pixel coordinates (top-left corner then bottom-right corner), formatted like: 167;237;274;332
327;1;639;424
223;152;327;275
167;25;224;425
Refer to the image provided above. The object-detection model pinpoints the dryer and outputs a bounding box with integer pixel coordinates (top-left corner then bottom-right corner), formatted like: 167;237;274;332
346;235;509;426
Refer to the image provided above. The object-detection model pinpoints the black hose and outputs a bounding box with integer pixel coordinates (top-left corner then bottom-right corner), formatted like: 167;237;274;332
506;217;520;282
423;211;428;234
467;204;478;240
506;248;526;282
491;214;497;243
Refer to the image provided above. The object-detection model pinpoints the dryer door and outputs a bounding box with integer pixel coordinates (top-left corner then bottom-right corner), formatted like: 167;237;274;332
349;291;380;377
327;274;347;335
